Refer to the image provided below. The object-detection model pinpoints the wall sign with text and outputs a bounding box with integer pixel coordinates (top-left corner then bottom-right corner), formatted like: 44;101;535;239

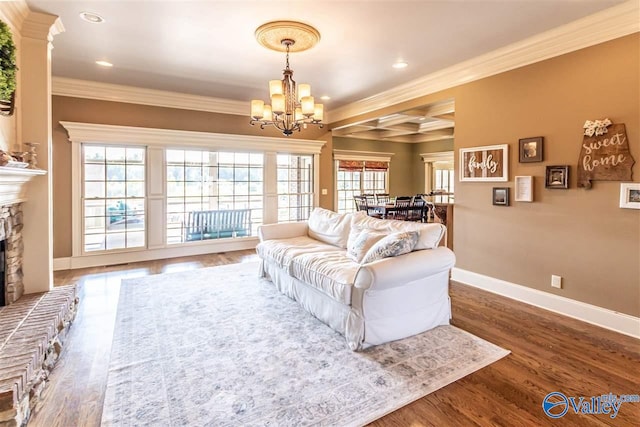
578;119;635;189
459;144;509;182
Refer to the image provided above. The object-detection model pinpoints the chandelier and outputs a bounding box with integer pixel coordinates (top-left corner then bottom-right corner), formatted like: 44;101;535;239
250;21;324;136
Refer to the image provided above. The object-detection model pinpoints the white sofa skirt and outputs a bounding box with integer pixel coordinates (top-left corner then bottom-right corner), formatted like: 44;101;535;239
261;259;451;350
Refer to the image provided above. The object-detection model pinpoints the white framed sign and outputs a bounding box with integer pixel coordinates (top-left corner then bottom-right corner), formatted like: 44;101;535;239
459;144;509;182
515;176;533;202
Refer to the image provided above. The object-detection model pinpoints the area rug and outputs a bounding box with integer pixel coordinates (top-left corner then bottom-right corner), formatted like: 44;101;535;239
101;261;509;426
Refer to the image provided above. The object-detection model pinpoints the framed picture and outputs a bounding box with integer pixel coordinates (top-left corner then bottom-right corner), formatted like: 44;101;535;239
519;137;543;163
492;187;510;206
619;183;640;209
514;176;533;202
459;144;509;182
545;165;569;189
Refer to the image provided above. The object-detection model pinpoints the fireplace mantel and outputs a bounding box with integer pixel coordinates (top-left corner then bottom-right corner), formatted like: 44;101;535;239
0;167;46;206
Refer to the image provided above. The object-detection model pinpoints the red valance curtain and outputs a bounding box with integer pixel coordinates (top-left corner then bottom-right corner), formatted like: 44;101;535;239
364;161;389;171
338;160;365;171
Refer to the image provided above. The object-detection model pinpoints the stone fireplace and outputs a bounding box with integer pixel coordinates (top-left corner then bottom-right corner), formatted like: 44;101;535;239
0;203;24;305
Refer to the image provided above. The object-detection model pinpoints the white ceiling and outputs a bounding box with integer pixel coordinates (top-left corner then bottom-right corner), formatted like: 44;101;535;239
27;0;624;113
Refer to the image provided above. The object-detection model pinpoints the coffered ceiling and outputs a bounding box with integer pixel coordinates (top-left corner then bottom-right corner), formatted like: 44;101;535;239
332;99;455;143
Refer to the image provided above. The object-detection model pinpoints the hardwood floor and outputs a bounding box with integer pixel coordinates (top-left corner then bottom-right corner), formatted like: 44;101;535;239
29;251;639;426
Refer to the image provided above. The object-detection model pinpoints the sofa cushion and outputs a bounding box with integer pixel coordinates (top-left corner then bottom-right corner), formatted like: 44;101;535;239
256;236;342;270
289;251;360;304
352;213;445;250
346;228;387;263
361;231;420;264
307;207;352;249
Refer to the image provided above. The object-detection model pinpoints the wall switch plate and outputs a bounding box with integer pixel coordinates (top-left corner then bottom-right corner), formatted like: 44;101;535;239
321;188;328;195
551;275;562;289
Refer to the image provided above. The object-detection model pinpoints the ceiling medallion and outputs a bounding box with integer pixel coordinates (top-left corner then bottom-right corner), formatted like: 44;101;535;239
255;21;321;53
250;21;323;136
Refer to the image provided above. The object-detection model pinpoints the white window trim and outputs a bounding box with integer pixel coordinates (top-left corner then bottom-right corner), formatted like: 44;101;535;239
333;149;394;210
61;121;325;269
420;151;454;193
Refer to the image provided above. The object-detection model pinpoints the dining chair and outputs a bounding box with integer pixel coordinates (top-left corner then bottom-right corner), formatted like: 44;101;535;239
390;196;411;220
407;197;426;222
353;195;367;212
375;193;390;204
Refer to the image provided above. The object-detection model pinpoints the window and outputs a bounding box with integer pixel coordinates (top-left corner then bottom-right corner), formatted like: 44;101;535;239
82;145;146;252
166;150;264;244
277;154;314;222
433;162;455;193
336;160;389;213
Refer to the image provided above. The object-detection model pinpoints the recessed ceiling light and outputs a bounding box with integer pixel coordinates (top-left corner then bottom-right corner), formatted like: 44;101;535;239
392;61;408;69
320;95;331;101
79;12;105;24
95;60;113;67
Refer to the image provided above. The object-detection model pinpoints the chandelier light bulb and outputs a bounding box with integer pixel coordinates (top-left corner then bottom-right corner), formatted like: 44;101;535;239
263;104;273;121
301;96;315;116
271;94;285;114
313;104;324;121
251;100;264;120
298;84;311;102
269;80;283;97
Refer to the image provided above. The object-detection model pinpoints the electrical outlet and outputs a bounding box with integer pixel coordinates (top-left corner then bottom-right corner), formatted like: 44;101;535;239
321;188;328;195
551;275;562;289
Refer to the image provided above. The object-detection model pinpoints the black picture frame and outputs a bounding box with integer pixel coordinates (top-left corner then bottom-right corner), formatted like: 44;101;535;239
519;137;543;163
545;165;570;189
492;187;510;206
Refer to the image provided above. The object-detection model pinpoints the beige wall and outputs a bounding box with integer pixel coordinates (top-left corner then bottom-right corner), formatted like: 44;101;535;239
452;34;639;316
51;96;329;257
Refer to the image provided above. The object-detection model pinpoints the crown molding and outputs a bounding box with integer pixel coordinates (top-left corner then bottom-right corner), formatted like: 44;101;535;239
22;11;64;41
0;1;30;33
329;0;640;124
420;151;454;162
52;77;250;116
59;121;325;155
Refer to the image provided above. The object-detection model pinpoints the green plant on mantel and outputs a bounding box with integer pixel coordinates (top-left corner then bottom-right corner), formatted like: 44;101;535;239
0;20;17;113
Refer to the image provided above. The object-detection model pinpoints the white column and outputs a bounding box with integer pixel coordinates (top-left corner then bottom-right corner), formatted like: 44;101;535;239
20;12;64;294
263;152;278;224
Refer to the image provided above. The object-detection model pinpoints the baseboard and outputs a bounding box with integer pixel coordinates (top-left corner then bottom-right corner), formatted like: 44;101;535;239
53;257;71;271
451;268;640;339
53;238;258;271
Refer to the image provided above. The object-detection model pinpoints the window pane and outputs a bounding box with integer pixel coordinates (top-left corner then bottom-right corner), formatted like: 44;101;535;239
84;182;105;198
85;164;105;181
127;165;145;180
106;147;126;162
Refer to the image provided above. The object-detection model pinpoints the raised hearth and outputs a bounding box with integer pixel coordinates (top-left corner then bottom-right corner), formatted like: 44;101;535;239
0;286;77;427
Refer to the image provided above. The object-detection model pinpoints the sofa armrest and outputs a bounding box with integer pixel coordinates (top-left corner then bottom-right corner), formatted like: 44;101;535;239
258;222;309;242
354;247;455;291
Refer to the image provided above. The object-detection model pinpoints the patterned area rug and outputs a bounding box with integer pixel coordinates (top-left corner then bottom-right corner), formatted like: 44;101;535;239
101;262;509;426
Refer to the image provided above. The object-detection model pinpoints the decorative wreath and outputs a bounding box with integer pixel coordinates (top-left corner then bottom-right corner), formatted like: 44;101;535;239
0;20;17;102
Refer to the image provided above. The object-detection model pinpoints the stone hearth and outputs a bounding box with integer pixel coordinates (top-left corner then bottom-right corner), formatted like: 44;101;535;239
0;204;24;305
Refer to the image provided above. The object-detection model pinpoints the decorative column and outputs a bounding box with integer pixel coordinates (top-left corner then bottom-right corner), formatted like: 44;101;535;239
20;11;64;294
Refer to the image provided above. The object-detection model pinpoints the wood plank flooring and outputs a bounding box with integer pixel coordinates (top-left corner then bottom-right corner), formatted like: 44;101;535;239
28;251;639;426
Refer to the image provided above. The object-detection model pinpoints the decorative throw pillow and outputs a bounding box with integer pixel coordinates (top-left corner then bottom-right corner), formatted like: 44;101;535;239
346;228;387;263
361;231;419;264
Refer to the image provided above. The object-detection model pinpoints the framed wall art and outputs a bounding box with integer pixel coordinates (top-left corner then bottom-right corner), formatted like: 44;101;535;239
619;183;640;209
545;165;570;189
459;144;509;182
492;187;510;206
519;137;543;163
514;176;533;202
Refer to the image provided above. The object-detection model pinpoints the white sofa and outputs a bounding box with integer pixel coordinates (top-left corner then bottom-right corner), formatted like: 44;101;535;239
256;208;456;350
